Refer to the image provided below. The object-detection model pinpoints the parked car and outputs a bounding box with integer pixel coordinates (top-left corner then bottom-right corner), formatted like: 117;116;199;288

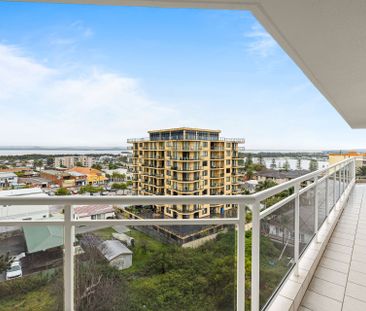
6;261;22;280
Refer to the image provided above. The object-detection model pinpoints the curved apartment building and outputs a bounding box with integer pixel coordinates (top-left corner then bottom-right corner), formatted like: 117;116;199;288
128;127;245;219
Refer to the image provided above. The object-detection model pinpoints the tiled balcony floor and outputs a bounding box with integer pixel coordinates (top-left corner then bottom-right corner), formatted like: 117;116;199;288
300;184;366;311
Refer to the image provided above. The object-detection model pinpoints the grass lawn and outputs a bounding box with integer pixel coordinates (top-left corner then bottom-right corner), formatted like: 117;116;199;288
122;228;170;274
92;226;117;240
0;284;57;311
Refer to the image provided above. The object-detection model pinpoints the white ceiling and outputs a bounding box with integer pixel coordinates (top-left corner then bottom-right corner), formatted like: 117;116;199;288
5;0;366;128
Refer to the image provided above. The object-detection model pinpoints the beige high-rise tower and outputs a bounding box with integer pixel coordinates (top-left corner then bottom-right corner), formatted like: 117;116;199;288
128;127;245;219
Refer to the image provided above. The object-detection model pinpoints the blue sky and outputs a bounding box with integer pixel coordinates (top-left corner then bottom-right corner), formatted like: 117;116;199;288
0;2;365;150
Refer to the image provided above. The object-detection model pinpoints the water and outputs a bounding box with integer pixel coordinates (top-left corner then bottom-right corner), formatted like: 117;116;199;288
0;148;127;156
253;157;328;170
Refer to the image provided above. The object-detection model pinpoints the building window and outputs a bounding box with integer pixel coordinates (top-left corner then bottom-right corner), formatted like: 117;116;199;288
226;160;231;165
226;143;231;148
226;185;231;190
226;168;231;174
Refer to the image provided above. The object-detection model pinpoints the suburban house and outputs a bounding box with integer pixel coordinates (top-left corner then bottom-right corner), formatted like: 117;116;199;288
67;171;87;186
18;177;49;188
0;172;18;188
98;240;133;270
67;167;108;185
40;170;76;188
255;169;311;185
73;205;115;220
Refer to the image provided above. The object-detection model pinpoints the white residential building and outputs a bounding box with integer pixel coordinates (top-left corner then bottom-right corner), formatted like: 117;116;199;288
54;156;95;168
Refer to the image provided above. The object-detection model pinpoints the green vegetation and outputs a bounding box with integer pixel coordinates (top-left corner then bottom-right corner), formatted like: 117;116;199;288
0;227;290;311
0;270;62;311
309;159;319;171
256;180;294;208
0;252;13;274
92;164;103;170
357;166;366;177
112;183;128;192
79;185;104;194
55;187;71;196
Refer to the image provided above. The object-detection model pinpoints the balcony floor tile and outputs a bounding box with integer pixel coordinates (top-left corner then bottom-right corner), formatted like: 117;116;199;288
300;184;366;311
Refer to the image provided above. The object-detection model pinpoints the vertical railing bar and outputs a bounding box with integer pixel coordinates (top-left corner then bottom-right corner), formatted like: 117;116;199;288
251;200;260;311
294;182;300;276
333;168;336;209
64;205;74;311
237;203;246;311
314;176;319;242
338;166;341;201
325;171;329;224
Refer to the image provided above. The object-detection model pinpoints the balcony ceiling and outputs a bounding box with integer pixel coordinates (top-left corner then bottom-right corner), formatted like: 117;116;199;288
7;0;366;128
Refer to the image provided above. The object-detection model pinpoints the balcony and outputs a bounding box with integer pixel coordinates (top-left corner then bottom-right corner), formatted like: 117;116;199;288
0;157;357;310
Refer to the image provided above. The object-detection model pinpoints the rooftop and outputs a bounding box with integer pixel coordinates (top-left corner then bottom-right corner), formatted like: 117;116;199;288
148;127;221;133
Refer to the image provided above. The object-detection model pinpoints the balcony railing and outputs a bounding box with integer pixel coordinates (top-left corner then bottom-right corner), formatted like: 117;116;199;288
0;158;356;311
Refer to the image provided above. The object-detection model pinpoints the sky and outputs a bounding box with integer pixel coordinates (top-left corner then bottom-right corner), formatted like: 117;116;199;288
0;2;366;150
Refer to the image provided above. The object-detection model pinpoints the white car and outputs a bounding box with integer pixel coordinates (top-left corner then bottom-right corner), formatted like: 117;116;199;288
5;261;22;280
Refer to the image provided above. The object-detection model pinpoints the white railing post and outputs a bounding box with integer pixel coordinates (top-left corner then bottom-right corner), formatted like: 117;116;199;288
333;170;336;208
294;182;300;276
325;172;329;224
338;166;342;200
251;200;260;311
237;203;246;311
64;205;74;311
314;176;319;242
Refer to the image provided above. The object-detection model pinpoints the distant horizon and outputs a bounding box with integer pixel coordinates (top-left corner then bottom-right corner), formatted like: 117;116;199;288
0;146;364;153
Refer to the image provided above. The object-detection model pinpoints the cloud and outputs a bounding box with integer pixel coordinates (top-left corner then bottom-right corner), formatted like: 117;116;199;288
0;43;181;146
245;23;277;57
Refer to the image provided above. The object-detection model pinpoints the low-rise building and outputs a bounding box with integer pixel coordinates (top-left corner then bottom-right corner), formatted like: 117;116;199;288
0;172;18;188
67;167;107;185
18;177;49;188
67;171;87;186
41;170;76;188
98;240;132;270
255;169;310;184
73;204;115;220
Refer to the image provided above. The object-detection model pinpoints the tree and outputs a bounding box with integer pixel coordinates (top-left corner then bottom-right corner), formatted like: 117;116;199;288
0;252;13;274
245;168;254;180
296;158;302;170
55;188;71;196
92;164;102;170
112;183;128;194
309;159;319;171
76;235;130;310
357;166;366;177
244;154;253;170
257;155;266;169
282;159;290;171
79;185;104;194
46;157;54;167
270;158;277;169
75;161;83;167
256;179;277;192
